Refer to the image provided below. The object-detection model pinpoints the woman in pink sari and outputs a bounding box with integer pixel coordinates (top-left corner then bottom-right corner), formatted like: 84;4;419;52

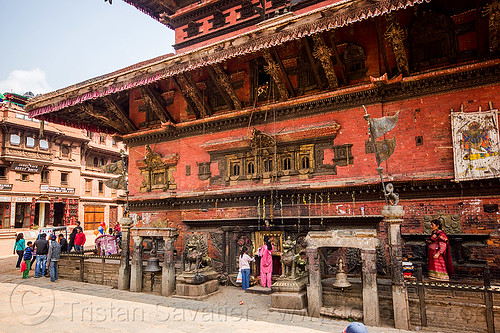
259;236;274;288
427;219;454;281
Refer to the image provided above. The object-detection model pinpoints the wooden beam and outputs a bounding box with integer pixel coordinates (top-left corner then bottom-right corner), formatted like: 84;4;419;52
183;73;213;117
272;47;296;97
210;64;243;109
262;49;289;100
171;76;200;119
373;17;390;77
139;86;176;124
328;31;347;85
302;37;323;89
103;96;137;132
79;103;127;133
312;33;338;89
206;67;234;110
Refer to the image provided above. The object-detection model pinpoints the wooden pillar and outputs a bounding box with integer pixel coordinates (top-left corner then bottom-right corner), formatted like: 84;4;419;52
361;249;380;326
118;217;132;290
130;235;143;292
162;231;178;296
382;204;410;330
306;247;322;317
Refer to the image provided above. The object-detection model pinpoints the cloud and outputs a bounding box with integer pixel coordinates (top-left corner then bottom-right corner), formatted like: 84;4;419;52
0;69;53;96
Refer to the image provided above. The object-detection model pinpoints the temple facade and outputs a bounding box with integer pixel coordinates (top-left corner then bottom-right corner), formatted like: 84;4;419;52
26;0;500;288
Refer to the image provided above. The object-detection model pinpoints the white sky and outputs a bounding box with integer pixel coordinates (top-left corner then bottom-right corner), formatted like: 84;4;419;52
0;0;175;96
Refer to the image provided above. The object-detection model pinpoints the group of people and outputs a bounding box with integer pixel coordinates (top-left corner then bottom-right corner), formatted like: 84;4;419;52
238;236;274;290
14;232;61;282
13;221;88;281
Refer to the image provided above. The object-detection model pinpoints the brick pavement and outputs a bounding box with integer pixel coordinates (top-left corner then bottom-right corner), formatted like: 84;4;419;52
0;256;421;333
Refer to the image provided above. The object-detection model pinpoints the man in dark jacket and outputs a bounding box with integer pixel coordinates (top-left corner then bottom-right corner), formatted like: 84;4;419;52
58;234;68;252
34;234;49;278
47;234;61;282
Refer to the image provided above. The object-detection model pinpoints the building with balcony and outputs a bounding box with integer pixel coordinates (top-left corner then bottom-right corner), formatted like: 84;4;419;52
0;93;126;230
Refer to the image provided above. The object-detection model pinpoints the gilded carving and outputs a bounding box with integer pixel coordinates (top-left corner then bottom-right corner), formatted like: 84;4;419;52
423;213;462;234
262;49;289;100
483;0;500;54
137;145;178;192
384;13;409;76
312;33;338;89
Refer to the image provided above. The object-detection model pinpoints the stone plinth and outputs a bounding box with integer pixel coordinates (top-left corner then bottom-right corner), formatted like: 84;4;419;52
174;280;219;300
270;275;308;315
174;267;219;300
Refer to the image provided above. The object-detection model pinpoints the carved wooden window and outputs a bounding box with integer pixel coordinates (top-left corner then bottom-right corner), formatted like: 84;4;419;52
238;0;256;20
231;163;241;176
263;159;273;172
283;157;291;170
185;22;202;38
247;161;255;174
151;169;168;189
61;145;70;158
26;136;35;148
301;156;310;169
197;162;211;180
333;144;353;166
93;157;99;168
41;169;50;184
343;43;368;80
10;134;20;146
39;139;49;150
61;172;68;185
409;10;457;71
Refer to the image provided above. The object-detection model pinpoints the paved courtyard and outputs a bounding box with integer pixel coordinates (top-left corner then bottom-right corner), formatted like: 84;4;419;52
0;256;421;333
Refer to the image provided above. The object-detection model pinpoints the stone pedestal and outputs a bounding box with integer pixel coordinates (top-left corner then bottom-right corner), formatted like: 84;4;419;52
118;217;132;290
130;235;143;292
382;204;410;330
270;275;308;315
174;267;219;300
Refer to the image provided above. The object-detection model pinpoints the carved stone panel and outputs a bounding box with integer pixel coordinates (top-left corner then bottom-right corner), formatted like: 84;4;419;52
422;213;462;234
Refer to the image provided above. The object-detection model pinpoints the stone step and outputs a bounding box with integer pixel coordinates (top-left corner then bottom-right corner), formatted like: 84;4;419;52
0;229;17;240
245;285;273;294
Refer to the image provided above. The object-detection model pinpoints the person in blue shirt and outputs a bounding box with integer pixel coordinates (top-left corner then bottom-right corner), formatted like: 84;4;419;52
22;241;33;278
13;233;25;269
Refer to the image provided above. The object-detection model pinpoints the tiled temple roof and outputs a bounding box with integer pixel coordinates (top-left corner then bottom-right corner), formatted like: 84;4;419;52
27;0;427;119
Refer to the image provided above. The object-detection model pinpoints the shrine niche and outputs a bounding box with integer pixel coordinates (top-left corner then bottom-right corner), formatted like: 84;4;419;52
342;43;368;80
136;145;178;192
409;9;458;71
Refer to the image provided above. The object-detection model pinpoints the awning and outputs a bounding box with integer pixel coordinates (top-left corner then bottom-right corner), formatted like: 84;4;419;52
27;0;427;120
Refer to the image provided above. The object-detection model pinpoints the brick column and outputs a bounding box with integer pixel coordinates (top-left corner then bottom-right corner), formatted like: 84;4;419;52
162;230;178;296
130;235;143;292
306;247;322;317
361;249;380;326
118;217;132;290
382;204;410;330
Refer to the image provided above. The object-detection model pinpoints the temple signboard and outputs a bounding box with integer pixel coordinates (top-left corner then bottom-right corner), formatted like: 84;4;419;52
40;185;75;194
451;110;500;181
12;163;43;173
0;184;12;191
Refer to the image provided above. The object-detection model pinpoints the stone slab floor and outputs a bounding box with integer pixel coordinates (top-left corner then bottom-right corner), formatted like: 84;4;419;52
0;256;423;333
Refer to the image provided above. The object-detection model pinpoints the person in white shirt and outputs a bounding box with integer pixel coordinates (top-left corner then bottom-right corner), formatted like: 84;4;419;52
239;246;254;290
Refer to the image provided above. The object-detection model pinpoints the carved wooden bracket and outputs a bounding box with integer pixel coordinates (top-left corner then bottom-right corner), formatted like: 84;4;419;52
262;49;289;100
139;86;176;124
103;96;137;132
79;103;127;133
384;13;409;76
210;64;242;109
175;74;211;117
312;33;338;89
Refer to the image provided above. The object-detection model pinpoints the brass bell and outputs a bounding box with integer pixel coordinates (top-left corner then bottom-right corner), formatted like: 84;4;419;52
144;249;162;273
333;259;351;289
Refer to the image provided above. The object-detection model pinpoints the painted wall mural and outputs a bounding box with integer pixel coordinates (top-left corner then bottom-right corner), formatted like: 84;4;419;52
451;110;500;181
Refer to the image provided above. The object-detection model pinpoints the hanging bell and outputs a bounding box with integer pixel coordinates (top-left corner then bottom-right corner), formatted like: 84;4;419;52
333;259;351;289
144;251;162;273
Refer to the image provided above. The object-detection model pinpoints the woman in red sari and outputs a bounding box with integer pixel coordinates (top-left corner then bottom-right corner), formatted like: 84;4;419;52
427;219;454;281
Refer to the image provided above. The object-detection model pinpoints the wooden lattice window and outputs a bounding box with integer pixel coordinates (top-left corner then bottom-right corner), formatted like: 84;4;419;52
185;21;202;38
238;0;256;20
209;10;228;30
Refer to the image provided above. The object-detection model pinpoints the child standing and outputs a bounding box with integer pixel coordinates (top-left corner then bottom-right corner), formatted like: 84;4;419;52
22;241;33;279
